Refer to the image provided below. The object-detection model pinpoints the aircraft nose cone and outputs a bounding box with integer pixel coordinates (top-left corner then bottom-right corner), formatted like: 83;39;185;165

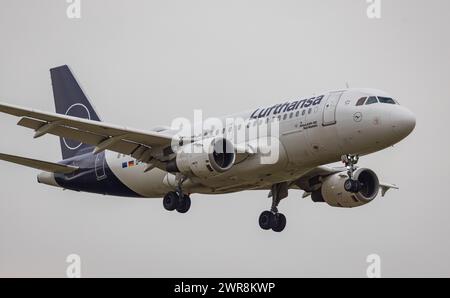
392;107;416;139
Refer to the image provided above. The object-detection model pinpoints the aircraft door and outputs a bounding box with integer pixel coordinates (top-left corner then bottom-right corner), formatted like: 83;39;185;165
322;91;344;126
95;152;107;181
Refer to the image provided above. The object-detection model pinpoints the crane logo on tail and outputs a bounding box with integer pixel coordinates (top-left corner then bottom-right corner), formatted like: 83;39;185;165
63;103;91;150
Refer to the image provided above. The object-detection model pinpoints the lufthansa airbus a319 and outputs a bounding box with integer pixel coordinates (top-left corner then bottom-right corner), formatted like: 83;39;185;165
0;65;415;232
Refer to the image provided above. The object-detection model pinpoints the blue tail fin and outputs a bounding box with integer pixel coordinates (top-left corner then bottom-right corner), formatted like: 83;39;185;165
50;65;101;160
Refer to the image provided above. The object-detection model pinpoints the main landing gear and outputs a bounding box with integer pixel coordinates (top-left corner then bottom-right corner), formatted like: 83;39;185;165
163;191;191;213
163;176;191;214
259;182;288;233
342;154;361;193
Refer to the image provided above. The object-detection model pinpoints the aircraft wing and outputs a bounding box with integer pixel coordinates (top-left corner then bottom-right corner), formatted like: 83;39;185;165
293;165;399;197
0;153;78;174
379;182;399;196
0;102;175;163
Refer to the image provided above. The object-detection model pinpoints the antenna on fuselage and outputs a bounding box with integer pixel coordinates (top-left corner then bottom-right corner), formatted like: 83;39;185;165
345;82;350;89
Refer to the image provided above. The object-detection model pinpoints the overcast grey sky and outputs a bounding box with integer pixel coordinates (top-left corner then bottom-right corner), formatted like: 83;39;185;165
1;0;449;277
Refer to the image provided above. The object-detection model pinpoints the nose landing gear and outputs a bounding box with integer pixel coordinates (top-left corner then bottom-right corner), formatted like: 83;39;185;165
342;154;361;193
259;182;288;232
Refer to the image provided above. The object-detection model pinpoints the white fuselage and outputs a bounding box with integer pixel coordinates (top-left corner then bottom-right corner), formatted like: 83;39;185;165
104;88;415;198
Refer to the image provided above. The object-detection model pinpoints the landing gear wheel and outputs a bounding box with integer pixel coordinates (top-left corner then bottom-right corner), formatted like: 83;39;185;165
272;213;287;233
344;179;361;193
176;195;191;214
259;211;274;230
163;191;179;211
259;182;289;232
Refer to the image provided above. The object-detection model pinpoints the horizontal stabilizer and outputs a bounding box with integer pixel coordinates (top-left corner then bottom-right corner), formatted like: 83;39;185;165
0;153;78;174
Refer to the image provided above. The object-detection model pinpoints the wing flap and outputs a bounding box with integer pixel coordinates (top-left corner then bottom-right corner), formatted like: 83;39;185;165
0;153;78;174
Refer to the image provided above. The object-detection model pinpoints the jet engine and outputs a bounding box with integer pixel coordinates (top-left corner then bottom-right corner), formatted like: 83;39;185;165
167;137;236;178
311;168;380;208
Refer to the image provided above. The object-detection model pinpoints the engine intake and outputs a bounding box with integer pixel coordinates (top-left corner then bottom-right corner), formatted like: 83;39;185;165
167;137;236;178
312;168;380;208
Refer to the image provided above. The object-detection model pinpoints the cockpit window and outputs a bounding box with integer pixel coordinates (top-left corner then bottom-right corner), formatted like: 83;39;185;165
378;97;396;104
366;96;378;105
356;97;367;106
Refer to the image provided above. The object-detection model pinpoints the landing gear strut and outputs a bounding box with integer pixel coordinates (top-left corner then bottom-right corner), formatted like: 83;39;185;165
342;154;361;193
163;175;191;214
259;182;288;232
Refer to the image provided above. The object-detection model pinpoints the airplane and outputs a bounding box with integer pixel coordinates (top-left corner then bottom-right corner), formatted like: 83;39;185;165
0;65;416;232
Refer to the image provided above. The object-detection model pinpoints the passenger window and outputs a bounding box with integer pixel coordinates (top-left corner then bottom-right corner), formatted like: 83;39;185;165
283;114;287;120
378;97;396;104
356;97;367;106
366;96;378;105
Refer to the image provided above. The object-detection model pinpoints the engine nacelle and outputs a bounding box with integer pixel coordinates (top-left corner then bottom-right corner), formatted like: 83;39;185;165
311;168;380;208
168;137;236;178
